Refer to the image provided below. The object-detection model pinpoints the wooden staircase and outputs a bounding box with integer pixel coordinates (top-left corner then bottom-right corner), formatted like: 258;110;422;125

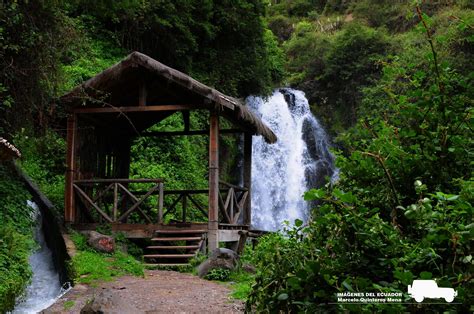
143;229;206;267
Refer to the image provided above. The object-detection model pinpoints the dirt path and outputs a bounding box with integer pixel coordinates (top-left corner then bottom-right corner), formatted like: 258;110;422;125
44;270;244;313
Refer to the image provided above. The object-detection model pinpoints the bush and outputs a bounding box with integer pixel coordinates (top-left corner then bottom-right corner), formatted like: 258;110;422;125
0;164;34;312
247;7;473;312
204;268;231;281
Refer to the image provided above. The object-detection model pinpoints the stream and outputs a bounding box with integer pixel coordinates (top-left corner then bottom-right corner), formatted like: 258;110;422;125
13;201;69;314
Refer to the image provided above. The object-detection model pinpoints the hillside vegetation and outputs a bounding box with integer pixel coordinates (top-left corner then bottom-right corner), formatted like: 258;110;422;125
0;0;472;312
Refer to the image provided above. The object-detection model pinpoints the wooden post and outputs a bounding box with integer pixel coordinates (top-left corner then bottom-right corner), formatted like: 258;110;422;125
158;182;164;223
65;114;77;224
243;132;252;226
182;193;187;222
208;112;220;251
113;183;118;222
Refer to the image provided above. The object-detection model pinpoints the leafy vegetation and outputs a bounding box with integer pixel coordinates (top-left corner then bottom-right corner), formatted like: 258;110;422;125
69;232;144;285
246;3;473;312
0;0;472;312
0;164;34;312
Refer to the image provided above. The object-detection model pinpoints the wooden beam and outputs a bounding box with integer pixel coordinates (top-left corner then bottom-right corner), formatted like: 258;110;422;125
243;132;252;225
74;178;163;184
73;104;202;114
139;129;242;137
208;112;220;250
65;114;77;223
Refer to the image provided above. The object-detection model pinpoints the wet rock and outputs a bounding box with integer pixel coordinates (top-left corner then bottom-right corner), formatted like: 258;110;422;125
197;248;239;278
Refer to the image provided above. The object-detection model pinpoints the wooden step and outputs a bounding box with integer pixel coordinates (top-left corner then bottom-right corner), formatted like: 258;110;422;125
143;254;195;259
146;245;200;250
151;237;201;242
155;229;207;234
145;263;190;267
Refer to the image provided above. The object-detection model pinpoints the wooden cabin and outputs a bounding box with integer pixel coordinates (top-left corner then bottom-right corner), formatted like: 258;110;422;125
60;52;276;265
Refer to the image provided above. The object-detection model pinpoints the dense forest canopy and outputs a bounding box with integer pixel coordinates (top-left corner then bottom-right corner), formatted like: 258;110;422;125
0;0;473;312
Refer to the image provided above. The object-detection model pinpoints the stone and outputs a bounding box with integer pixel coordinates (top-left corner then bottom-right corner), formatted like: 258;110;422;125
81;231;115;253
80;290;137;314
241;263;256;274
197;248;239;278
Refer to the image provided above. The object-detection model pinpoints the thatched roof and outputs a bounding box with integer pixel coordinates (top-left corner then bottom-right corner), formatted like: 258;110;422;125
0;138;21;161
61;52;277;143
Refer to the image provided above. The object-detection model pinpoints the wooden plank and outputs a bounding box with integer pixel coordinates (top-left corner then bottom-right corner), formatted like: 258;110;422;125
218;192;231;223
140;129;242;137
236;231;248;255
163;194;184;218
75;178;163;184
186;194;208;218
117;183;153;224
220;180;248;191
182;193;187;223
146;245;200;249
143;254;195;258
243;132;252;225
73;184;113;222
208;112;220;250
158;182;164;223
92;183;114;204
155;229;207;234
117;184;159;222
73;104;199;114
151;237;202;241
65;115;77;223
113;183;118;221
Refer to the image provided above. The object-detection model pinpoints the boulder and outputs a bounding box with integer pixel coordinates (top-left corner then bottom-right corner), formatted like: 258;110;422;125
81;231;115;253
197;248;239;278
80;290;137;314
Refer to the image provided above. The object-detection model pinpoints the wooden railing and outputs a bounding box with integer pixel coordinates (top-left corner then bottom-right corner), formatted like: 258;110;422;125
73;178;163;224
218;181;248;225
73;178;249;225
160;189;208;223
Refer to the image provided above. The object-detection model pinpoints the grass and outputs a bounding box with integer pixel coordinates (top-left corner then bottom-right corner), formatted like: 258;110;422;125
228;270;255;301
63;300;75;310
71;250;144;285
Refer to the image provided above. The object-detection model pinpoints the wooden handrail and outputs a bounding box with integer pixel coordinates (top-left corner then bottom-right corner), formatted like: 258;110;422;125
75;178;163;184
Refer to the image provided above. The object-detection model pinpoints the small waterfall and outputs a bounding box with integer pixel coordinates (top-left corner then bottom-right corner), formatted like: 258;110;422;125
13;201;69;314
248;88;337;231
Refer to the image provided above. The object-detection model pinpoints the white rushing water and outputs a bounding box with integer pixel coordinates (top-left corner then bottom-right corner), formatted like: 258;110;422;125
13;201;68;314
248;89;336;231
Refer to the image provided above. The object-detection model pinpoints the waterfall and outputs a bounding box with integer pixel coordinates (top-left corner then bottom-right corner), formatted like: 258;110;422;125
13;201;69;314
248;88;337;231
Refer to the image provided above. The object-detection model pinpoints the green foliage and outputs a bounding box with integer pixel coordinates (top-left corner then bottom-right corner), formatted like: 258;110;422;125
285;21;392;133
247;6;473;312
63;300;75;310
14;130;66;211
0;224;33;313
229;270;255;301
67;0;282;96
71;250;144;285
0;0;81;135
204;268;231;281
0;164;34;312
